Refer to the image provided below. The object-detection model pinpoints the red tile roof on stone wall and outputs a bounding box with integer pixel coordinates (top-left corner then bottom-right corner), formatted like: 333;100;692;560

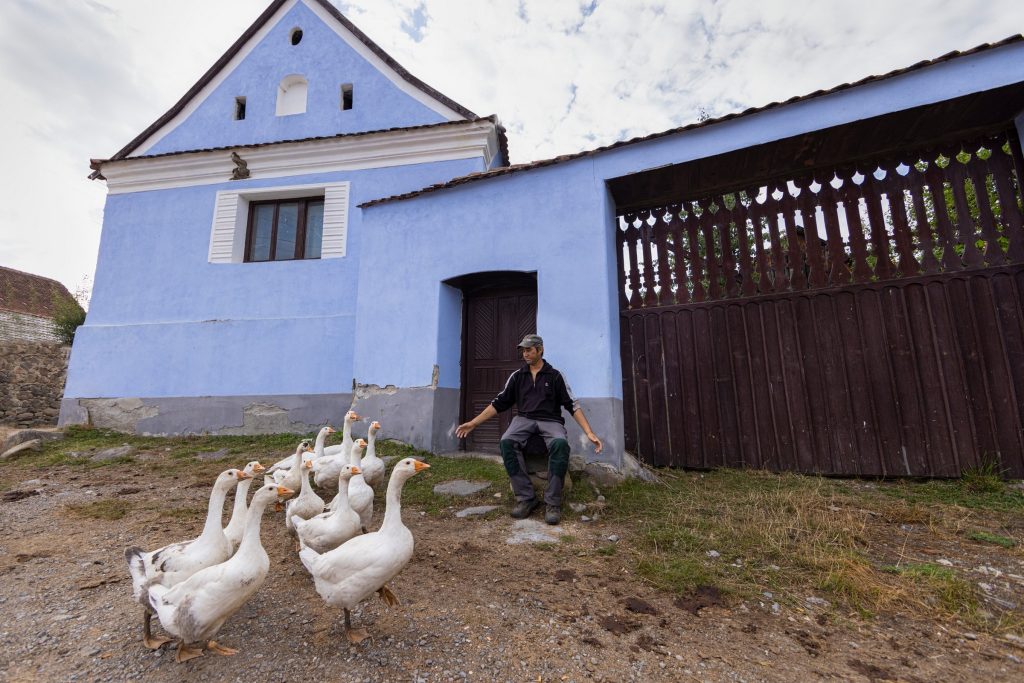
0;266;76;319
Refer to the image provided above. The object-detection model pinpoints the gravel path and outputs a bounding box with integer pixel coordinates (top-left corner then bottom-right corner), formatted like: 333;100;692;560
0;460;1021;682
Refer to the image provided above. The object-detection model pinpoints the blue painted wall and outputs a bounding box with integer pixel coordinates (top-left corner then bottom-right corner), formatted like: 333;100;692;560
143;0;454;157
65;156;484;399
354;160;622;400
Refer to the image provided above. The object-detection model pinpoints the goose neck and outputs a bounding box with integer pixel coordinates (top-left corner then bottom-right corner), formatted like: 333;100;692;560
236;494;271;554
381;471;409;531
201;481;232;540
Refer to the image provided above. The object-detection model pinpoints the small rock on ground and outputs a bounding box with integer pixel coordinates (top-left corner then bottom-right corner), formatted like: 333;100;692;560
433;480;491;496
455;505;499;518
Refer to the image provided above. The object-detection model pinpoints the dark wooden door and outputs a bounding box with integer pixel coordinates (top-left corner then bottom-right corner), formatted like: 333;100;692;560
461;283;537;453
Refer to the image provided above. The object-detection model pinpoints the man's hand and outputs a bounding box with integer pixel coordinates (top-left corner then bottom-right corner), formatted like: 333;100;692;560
587;432;603;454
455;422;475;439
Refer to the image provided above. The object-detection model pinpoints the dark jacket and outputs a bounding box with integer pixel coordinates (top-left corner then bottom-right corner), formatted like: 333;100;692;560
490;360;579;424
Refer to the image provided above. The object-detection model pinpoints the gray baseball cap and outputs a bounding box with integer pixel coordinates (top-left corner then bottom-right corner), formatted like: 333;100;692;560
517;334;543;348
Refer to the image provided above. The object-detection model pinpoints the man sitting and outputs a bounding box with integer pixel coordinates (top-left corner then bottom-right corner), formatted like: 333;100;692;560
456;334;603;525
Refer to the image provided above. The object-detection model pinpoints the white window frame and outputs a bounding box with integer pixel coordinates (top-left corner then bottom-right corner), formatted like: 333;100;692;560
208;181;349;263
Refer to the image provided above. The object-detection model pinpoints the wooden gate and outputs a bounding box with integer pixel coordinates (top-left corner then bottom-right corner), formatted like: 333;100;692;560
617;129;1024;477
458;274;537;453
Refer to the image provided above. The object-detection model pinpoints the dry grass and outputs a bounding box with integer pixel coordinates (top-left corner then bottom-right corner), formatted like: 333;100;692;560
601;469;1022;631
65;499;132;521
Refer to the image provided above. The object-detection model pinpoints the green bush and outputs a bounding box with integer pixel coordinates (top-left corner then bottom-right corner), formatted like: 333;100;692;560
51;294;86;345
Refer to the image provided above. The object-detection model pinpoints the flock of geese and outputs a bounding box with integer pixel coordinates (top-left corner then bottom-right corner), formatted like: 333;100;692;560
124;411;430;663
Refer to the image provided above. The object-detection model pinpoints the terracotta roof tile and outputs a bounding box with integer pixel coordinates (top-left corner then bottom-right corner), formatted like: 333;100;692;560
0;266;76;319
360;35;1024;209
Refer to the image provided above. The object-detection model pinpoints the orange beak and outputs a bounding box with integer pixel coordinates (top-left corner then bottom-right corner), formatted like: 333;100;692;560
304;460;313;469
350;412;362;421
413;460;430;472
327;426;336;434
304;445;314;453
277;486;294;497
371;421;381;430
351;466;361;475
253;462;265;473
236;471;253;480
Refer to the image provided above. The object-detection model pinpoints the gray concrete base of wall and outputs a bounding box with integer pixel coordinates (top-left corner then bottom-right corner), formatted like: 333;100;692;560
60;391;626;468
58;394;355;436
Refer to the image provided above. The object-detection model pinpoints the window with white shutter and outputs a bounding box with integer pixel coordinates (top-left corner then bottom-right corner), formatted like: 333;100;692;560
208;181;349;263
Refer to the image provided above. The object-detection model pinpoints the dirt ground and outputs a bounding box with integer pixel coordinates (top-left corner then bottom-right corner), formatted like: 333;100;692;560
0;452;1022;682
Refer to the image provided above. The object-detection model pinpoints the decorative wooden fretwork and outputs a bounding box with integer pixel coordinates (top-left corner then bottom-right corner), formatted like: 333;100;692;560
616;130;1024;309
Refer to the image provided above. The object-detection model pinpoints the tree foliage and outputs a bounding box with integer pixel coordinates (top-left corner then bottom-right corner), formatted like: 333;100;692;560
51;278;89;346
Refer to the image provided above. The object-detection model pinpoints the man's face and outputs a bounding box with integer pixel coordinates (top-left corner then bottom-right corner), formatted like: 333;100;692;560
521;345;542;365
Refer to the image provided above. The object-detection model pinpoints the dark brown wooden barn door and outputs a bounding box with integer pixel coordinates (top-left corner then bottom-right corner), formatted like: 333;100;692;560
460;281;537;453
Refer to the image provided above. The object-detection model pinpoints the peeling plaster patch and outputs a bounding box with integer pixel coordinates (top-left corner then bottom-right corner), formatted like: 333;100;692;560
354;364;439;399
79;398;159;433
219;402;312;435
354;382;399;400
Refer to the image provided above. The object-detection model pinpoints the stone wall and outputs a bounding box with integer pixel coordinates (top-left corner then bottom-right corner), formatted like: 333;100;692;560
0;342;69;427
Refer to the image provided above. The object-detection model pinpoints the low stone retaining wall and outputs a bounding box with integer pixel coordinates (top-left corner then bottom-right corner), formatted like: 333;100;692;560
0;342;69;427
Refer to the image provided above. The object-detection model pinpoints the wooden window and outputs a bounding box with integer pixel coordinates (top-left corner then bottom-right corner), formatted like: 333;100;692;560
244;197;324;262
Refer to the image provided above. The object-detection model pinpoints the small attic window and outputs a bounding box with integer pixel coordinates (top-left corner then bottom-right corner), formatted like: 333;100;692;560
341;83;353;111
276;75;308;116
234;97;246;121
290;28;303;45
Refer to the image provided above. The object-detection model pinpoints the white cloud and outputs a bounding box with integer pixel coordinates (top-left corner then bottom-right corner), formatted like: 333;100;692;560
1;0;1022;294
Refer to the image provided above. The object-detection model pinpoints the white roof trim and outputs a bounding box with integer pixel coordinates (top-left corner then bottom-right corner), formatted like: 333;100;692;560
101;120;499;194
131;0;299;158
302;0;465;122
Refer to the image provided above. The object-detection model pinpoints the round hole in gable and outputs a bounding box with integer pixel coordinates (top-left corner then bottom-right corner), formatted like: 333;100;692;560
290;28;303;45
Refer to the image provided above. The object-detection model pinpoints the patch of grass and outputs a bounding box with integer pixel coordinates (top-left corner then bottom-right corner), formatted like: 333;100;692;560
7;428;322;472
595;544;617;556
65;499;132;520
883;562;977;615
559;534;577;544
878;470;1024;513
399;452;507;515
961;460;1007;494
534;542;557;551
967;530;1017;548
636;556;714;592
161;505;206;520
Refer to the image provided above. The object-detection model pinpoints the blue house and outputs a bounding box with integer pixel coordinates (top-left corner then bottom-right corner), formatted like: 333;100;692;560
63;0;1024;478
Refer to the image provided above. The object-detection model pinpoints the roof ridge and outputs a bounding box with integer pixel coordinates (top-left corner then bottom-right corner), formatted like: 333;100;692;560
107;0;478;163
360;34;1024;209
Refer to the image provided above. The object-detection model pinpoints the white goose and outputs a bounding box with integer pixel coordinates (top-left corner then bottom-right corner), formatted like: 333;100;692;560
322;410;361;457
224;461;265;554
299;458;430;643
360;421;386;488
330;439;372;531
266;432;321;475
271;441;314;487
146;483;295;663
314;411;361;487
266;438;315;478
293;464;362;553
285;459;325;535
125;468;251;649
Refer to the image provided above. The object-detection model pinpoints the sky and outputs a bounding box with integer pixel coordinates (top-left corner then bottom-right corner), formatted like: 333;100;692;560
1;0;1023;301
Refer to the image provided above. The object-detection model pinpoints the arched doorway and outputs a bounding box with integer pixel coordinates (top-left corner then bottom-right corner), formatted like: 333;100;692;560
446;271;537;453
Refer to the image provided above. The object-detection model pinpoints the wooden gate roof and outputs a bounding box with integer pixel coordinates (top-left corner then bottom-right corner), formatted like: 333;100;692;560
361;35;1024;209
